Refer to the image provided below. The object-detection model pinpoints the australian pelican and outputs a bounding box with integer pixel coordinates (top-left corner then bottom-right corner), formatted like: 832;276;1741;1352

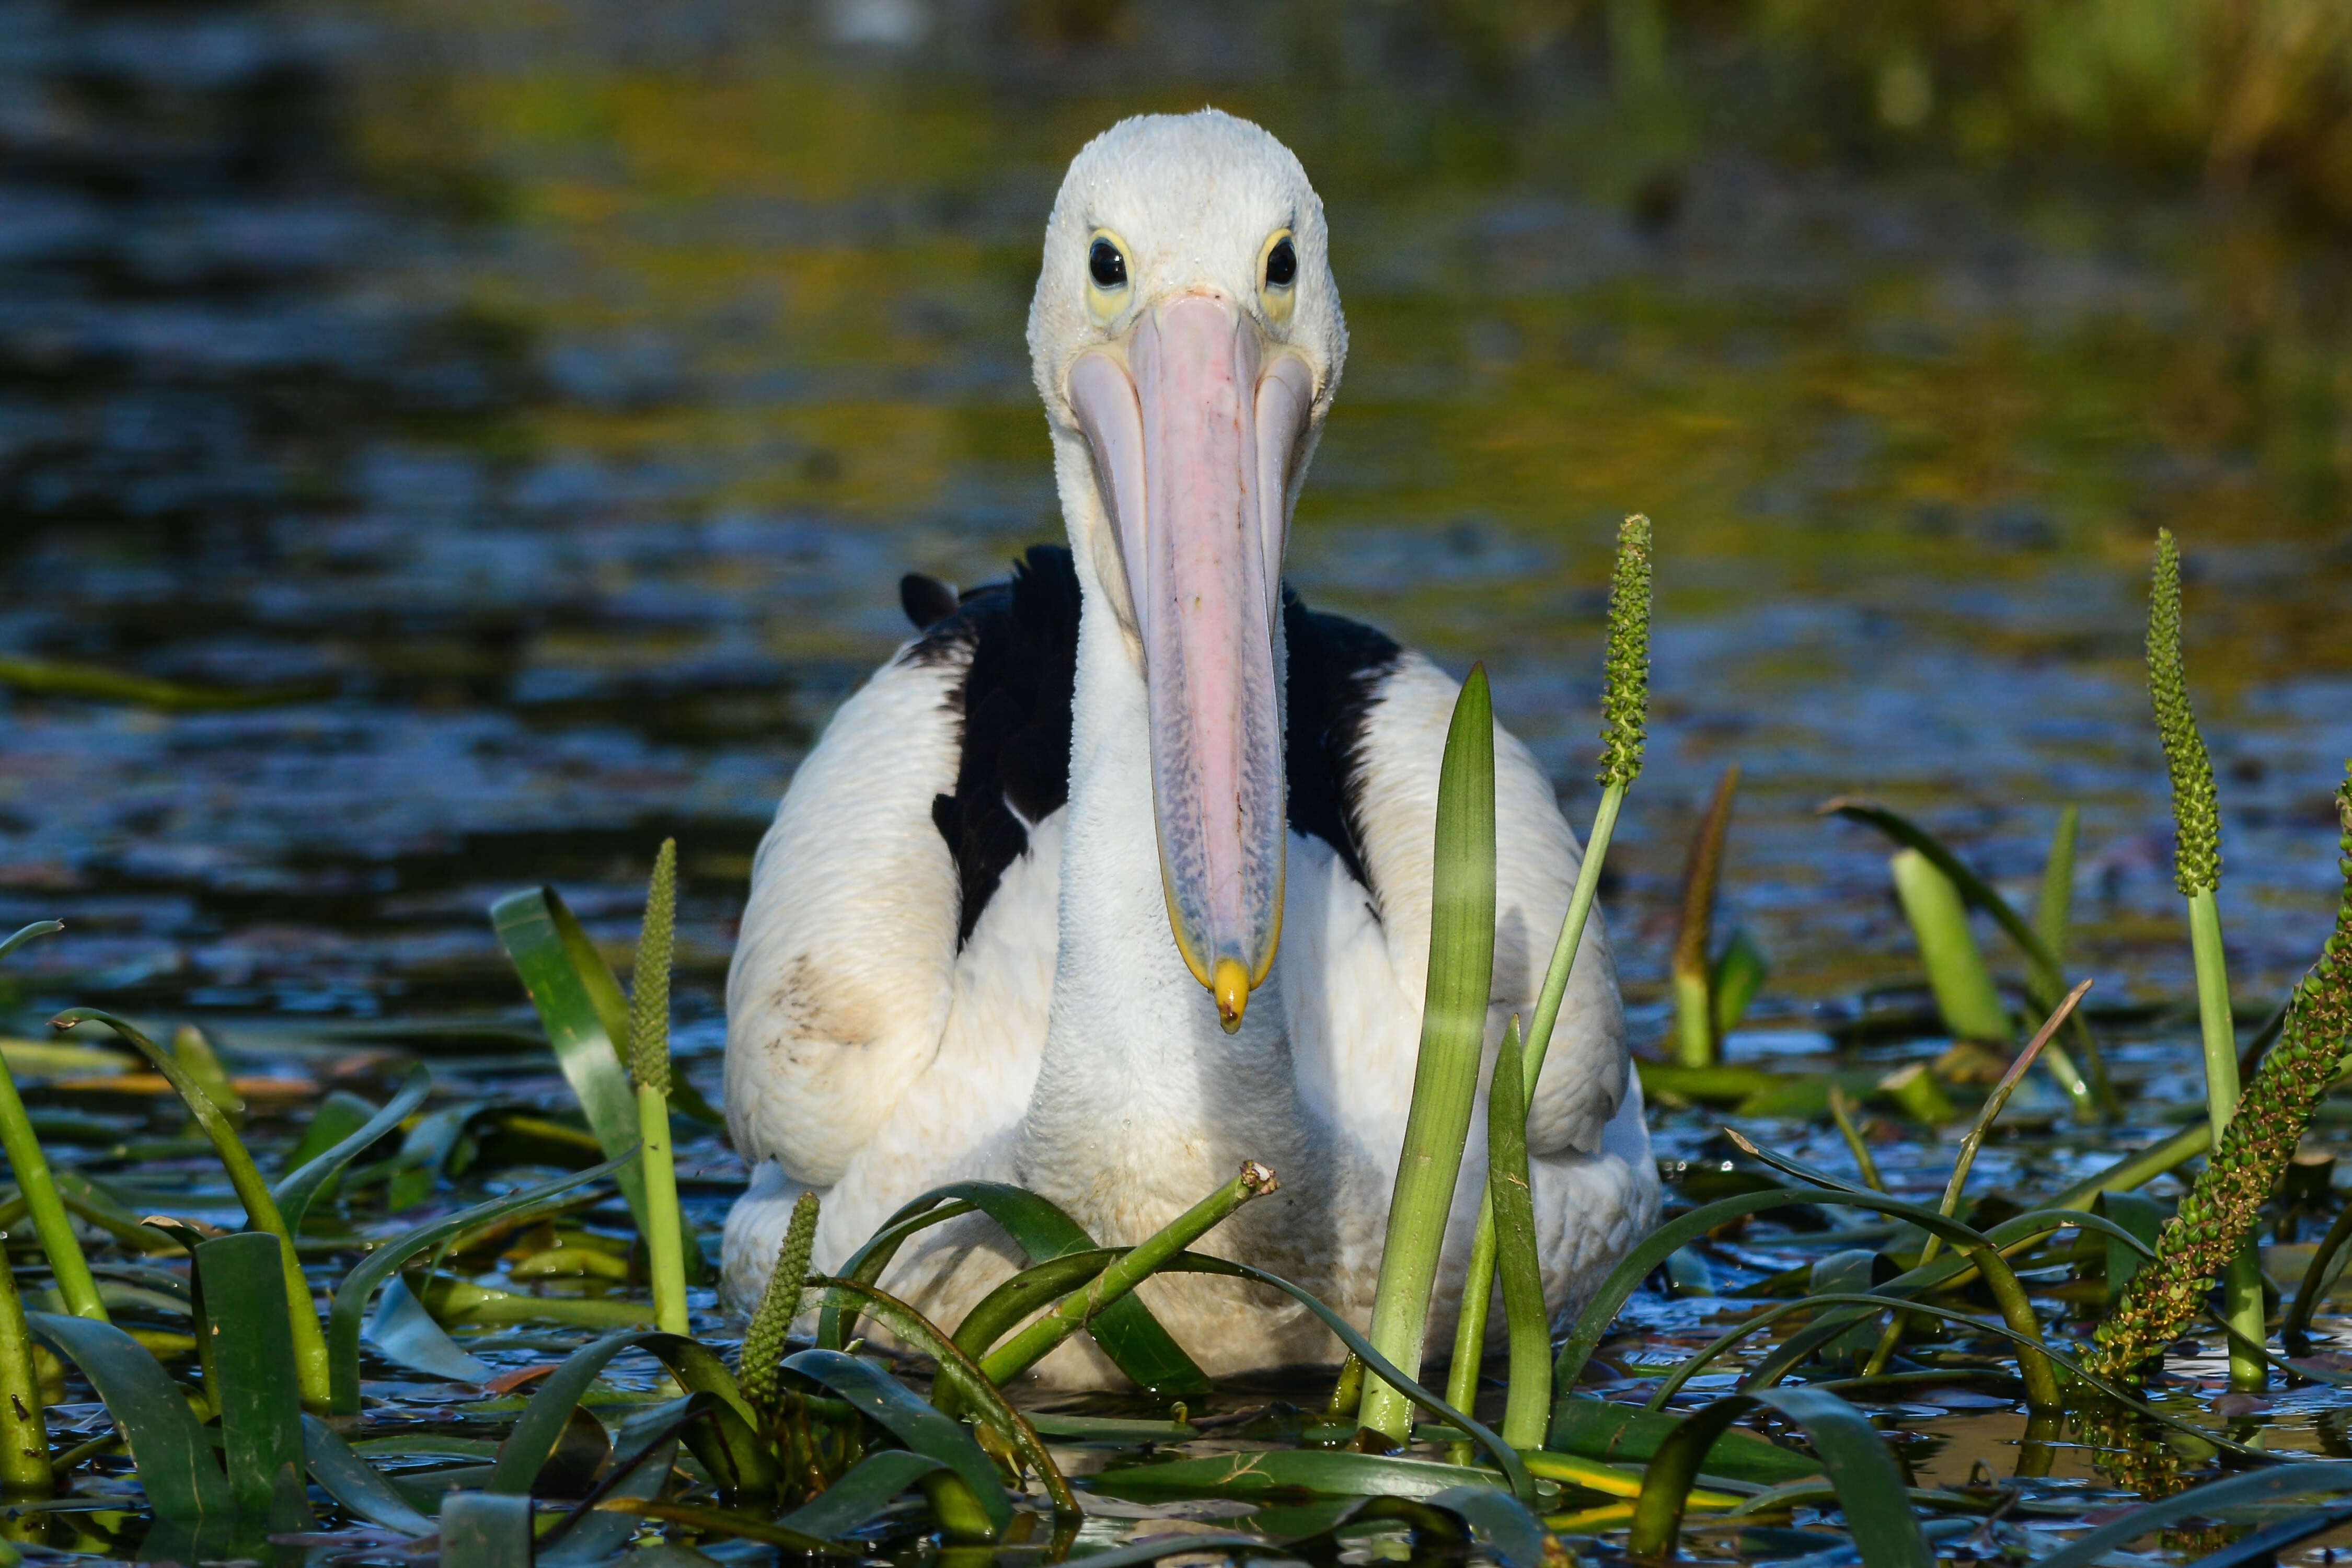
722;110;1658;1384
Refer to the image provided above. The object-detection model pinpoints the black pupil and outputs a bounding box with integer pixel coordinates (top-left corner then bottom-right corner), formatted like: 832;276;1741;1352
1089;239;1125;288
1265;238;1297;287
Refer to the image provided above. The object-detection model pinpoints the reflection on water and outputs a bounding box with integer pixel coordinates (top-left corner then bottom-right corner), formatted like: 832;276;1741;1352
3;0;2350;1041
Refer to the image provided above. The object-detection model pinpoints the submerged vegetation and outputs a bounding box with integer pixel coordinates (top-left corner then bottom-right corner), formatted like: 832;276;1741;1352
0;524;2344;1566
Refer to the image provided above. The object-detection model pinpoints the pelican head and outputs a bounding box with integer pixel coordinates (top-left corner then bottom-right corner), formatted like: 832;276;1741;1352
1028;110;1348;1034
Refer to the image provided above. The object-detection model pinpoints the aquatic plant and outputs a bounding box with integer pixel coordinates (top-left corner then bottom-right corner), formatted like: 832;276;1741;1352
17;524;2352;1568
1357;660;1497;1446
629;838;689;1334
1434;513;1654;1448
2089;763;2352;1380
2141;527;2265;1386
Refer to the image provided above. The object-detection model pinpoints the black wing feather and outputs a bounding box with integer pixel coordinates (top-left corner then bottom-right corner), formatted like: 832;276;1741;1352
920;545;1399;947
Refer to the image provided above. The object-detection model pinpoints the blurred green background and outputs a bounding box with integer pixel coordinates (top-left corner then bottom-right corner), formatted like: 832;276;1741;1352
3;0;2349;1034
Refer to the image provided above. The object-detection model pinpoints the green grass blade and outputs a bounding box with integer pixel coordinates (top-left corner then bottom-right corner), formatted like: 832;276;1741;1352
1629;1386;1931;1566
591;1497;875;1553
365;1275;493;1383
1671;765;1739;1066
482;1330;771;1502
1150;1253;1531;1503
1094;1449;1507;1501
775;1450;950;1541
1425;1484;1558;1568
815;1180;1206;1393
1744;1206;2153;1386
49;1009;327;1406
2097;1190;2170;1303
439;1490;535;1568
0;1243;48;1494
0;924;101;1326
2188;885;2265;1389
300;1415;434;1536
1710;926;1769;1039
272;1064;431;1233
194;1233;305;1519
2288;1194;2352;1338
2035;804;2079;960
2048;1122;2209;1208
1484;1021;1548;1449
973;1163;1275;1389
1010;1534;1286;1568
783;1348;1010;1541
2028;1464;2352;1568
1362;664;1496;1443
326;1150;631;1414
1546;1396;1819;1484
804;1275;1075;1515
1889;847;2009;1043
491;887;706;1282
1550;1177;2059;1423
27;1311;229;1520
538;1401;687;1566
1825;797;2115;1113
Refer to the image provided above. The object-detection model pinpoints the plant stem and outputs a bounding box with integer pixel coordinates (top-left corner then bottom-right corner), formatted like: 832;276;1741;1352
1671;767;1739;1067
1861;981;2089;1377
2035;805;2079;961
50;1010;330;1408
1359;670;1497;1446
628;840;688;1336
978;1163;1277;1386
0;1065;103;1325
0;925;101;1325
1890;848;2008;1044
1826;1088;1884;1192
0;1260;49;1495
637;1084;687;1335
1442;781;1626;1449
1484;1022;1549;1449
2048;1122;2210;1211
2189;888;2265;1389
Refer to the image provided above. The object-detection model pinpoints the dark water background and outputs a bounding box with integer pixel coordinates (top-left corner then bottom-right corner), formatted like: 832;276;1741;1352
5;0;2352;1058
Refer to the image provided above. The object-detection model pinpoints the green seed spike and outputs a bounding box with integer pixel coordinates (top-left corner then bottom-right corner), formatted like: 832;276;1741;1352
2148;530;2220;896
1598;513;1653;790
740;1191;820;1414
629;839;677;1096
2087;761;2352;1380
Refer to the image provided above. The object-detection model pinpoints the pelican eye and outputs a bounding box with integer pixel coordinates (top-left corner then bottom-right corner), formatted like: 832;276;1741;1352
1085;229;1133;326
1088;238;1127;289
1257;229;1297;323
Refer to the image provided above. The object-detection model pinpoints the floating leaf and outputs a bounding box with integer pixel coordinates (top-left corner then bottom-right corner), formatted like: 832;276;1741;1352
301;1416;434;1536
782;1348;1009;1540
818;1180;1206;1394
273;1064;431;1233
365;1275;493;1385
1630;1386;1931;1565
193;1233;307;1524
28;1312;229;1521
326;1150;633;1414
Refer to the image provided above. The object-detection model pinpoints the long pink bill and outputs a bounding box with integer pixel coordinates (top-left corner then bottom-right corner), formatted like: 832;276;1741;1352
1068;295;1315;1031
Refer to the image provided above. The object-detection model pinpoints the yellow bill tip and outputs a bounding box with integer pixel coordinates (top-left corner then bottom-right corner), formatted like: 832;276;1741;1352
1213;958;1251;1034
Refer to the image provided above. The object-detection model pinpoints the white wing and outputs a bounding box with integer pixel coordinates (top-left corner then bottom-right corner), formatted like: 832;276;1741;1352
723;640;966;1187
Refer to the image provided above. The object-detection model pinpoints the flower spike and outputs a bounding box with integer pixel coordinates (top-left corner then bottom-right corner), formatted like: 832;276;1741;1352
2148;530;2220;896
1597;513;1653;790
628;839;677;1096
740;1191;820;1414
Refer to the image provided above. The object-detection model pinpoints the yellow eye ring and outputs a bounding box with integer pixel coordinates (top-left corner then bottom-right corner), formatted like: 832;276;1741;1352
1258;229;1297;323
1086;228;1133;326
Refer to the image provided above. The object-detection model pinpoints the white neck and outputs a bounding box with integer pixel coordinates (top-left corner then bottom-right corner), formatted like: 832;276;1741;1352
1011;534;1326;1238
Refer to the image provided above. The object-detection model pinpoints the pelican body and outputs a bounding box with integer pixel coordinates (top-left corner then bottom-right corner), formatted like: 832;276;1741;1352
722;111;1657;1385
